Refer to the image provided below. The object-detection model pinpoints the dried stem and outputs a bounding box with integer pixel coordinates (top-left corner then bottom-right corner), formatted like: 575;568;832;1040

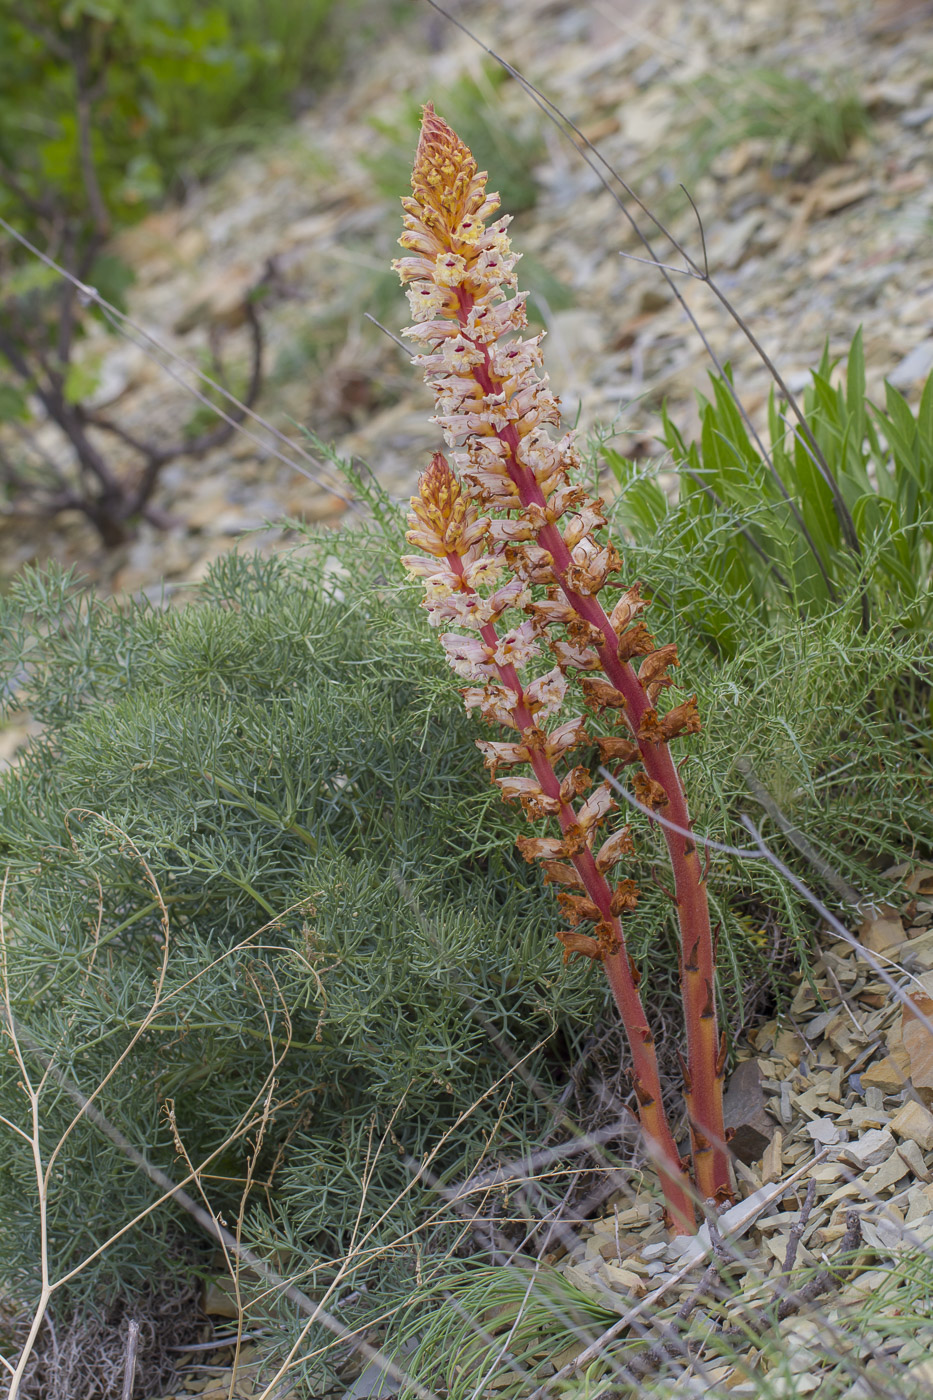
119;1320;140;1400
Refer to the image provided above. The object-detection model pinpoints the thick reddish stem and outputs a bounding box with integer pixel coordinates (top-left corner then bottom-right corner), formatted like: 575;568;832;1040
447;552;697;1232
455;304;731;1209
536;523;729;1206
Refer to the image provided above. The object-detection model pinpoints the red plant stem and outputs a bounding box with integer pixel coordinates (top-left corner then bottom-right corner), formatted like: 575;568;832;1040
447;552;697;1233
536;525;729;1206
454;288;731;1208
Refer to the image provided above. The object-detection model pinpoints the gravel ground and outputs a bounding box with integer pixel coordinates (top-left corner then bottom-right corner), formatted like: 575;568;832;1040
1;0;931;592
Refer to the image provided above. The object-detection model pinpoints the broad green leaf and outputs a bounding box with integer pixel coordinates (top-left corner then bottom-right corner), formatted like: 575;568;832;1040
846;325;866;448
917;369;933;485
879;385;923;487
63;358;101;405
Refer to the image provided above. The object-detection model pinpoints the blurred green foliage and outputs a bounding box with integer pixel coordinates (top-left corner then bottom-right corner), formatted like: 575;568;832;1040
0;0;347;236
0;0;352;540
677;67;870;177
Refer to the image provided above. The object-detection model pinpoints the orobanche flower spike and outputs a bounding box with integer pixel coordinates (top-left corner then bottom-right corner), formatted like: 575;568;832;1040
395;104;732;1234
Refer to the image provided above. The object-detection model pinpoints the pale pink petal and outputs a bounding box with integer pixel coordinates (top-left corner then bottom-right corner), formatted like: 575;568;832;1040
577;783;616;832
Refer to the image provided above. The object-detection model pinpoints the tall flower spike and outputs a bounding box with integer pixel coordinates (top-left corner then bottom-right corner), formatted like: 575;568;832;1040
396;106;733;1230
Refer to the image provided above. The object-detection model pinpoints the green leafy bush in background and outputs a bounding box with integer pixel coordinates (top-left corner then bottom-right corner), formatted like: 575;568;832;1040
0;0;352;543
602;336;933;651
0;0;346;229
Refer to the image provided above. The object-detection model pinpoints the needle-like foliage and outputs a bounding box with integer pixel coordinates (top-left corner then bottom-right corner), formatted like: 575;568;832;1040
0;543;601;1332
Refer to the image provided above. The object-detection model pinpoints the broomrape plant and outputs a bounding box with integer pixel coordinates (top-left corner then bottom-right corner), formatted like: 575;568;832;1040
394;105;733;1235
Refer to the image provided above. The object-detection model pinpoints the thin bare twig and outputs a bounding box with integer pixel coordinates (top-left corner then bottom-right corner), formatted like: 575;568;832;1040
777;1208;862;1322
781;1178;817;1279
0;214;352;506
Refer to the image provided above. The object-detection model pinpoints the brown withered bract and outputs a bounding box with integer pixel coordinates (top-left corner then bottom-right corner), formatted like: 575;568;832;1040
638;643;679;703
542;860;586;889
555;929;602;963
637;708;668;746
615;622;656;662
550;639;601;671
557;765;591;804
579;678;628;712
611;879;641;915
595;735;640;766
659;695;702;741
556;892;603;926
632;772;670;811
515;834;566;863
595;826;635;872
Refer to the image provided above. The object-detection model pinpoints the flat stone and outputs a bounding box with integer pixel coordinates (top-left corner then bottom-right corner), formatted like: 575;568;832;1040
804;1008;839;1039
896;1138;933;1184
901;932;933;972
723;1059;776;1164
888;336;933;389
826;1015;865;1062
810;1160;849;1183
906;1361;933;1392
902;105;933;129
839;1128;895;1170
842;1266;895;1301
861;1051;910;1093
806;1116;845;1146
774;1028;806;1062
845;1105;889;1130
856;906;905;953
562;1261;610;1304
888;1098;933;1152
905;867;933;896
599;1263;645;1296
761;1129;783;1185
865;1151;910;1193
902;994;933;1096
641;1241;668;1260
202;1277;239;1318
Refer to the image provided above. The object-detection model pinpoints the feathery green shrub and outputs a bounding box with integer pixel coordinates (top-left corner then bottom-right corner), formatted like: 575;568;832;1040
0;540;598;1325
